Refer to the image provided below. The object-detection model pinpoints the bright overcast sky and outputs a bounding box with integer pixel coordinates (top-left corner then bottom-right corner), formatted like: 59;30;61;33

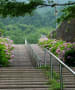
16;0;75;3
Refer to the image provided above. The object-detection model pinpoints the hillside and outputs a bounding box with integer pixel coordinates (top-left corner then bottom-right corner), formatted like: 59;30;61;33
0;6;64;44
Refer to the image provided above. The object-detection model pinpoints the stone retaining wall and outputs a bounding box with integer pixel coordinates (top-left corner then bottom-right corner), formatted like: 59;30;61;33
49;19;75;42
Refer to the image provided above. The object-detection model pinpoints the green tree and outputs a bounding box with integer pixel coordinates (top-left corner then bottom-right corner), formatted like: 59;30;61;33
0;0;75;17
57;5;75;23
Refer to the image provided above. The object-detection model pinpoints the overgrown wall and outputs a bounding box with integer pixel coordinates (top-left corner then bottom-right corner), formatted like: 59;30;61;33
50;19;75;42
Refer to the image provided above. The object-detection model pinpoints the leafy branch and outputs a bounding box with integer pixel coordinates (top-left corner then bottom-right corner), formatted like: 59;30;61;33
57;5;75;23
0;0;75;17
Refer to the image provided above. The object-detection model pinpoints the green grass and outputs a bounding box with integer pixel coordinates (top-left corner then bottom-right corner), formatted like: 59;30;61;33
49;79;60;90
37;65;50;70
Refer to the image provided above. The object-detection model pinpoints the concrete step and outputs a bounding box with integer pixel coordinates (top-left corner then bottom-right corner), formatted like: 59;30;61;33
0;88;48;90
0;82;47;85
0;78;47;81
0;80;48;82
0;85;49;88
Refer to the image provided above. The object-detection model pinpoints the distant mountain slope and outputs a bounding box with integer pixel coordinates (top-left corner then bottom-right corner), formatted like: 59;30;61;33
0;6;66;43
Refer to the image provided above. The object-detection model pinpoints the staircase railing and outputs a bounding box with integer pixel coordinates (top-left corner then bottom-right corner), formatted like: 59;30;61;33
43;48;75;90
25;40;75;90
25;40;41;67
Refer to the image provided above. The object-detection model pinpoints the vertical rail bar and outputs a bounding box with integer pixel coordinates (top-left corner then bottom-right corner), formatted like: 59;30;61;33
74;75;75;89
44;48;46;67
50;54;53;79
25;39;27;45
60;64;63;90
32;48;33;61
37;58;39;67
39;61;41;67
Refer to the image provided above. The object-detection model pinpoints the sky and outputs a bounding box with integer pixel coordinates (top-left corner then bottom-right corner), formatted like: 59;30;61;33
16;0;75;3
53;0;75;3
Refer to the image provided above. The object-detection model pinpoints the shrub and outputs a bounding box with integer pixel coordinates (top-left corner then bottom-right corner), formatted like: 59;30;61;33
64;48;75;66
50;79;60;90
0;44;9;66
39;38;75;66
0;37;14;67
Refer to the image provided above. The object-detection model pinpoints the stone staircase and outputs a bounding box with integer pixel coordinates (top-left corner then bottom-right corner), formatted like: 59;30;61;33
0;44;75;90
0;45;49;90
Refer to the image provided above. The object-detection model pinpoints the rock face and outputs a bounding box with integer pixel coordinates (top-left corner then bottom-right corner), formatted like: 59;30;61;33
50;19;75;42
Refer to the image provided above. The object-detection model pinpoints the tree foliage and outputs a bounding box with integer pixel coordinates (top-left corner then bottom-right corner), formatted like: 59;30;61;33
0;9;55;44
0;0;44;17
0;0;75;17
57;5;75;23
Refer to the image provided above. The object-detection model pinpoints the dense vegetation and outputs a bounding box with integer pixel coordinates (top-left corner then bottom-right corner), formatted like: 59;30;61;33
57;5;75;23
0;37;14;67
39;38;75;66
0;8;56;44
0;0;75;17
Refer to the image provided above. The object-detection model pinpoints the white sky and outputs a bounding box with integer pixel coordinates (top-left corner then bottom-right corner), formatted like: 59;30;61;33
16;0;75;4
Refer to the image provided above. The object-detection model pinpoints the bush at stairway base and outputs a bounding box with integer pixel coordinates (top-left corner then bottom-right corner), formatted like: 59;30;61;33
64;49;75;66
39;38;75;67
0;44;9;67
0;37;14;67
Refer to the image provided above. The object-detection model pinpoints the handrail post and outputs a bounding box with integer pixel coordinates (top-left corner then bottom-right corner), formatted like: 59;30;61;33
39;60;41;67
60;64;63;90
74;75;75;88
44;48;46;67
32;48;33;61
37;60;39;67
25;39;27;45
50;54;53;79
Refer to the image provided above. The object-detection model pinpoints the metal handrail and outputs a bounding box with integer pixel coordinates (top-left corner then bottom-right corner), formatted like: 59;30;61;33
43;48;75;90
45;48;75;75
25;39;75;75
25;40;75;90
25;40;41;67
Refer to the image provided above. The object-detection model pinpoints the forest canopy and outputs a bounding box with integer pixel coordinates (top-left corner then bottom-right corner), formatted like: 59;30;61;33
57;4;75;23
